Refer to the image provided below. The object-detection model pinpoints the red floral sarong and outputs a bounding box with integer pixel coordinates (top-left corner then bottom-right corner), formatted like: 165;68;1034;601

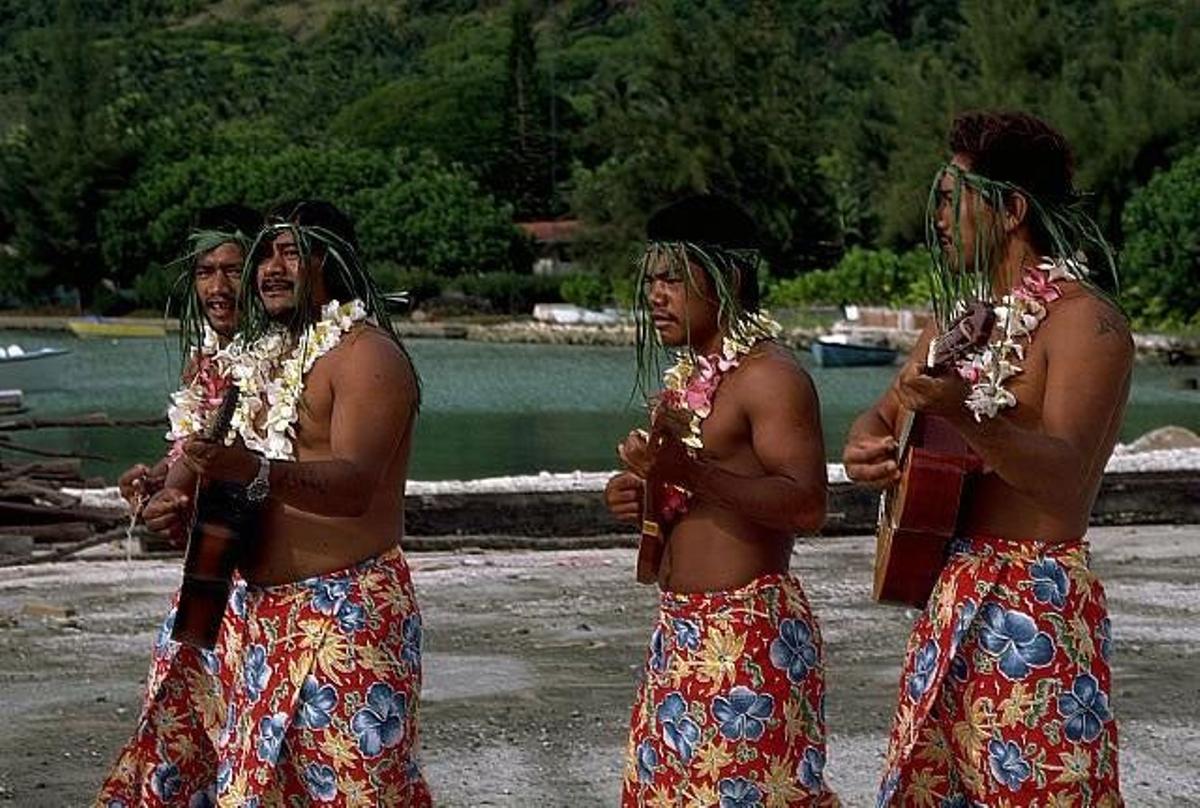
878;534;1122;807
96;545;429;807
622;574;840;807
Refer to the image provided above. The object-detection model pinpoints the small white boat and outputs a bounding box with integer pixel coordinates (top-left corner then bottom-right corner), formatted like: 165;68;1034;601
810;334;899;368
0;344;70;391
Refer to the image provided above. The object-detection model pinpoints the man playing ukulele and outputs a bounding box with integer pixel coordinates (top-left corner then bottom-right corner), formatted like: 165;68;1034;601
845;111;1130;807
605;195;836;806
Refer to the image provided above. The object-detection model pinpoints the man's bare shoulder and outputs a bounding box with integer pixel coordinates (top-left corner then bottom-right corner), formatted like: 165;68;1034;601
1043;285;1134;355
327;325;417;388
731;342;816;399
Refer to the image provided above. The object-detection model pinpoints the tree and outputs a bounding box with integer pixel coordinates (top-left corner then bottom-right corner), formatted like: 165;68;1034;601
0;0;130;307
571;0;839;279
1121;148;1200;328
493;0;556;219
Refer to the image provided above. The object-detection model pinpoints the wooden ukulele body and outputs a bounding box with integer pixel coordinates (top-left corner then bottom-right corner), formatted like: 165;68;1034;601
874;414;980;607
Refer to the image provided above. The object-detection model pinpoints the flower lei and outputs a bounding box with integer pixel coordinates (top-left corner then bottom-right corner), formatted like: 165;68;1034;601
956;258;1080;421
652;310;782;522
165;324;235;462
226;299;369;461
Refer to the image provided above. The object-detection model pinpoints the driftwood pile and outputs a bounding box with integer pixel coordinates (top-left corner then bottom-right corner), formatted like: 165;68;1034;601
0;413;165;566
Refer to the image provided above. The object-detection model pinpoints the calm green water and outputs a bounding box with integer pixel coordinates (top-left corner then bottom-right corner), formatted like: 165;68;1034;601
5;330;1198;482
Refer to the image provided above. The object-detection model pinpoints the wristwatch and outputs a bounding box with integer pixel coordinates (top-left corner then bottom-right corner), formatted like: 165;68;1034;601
246;457;271;504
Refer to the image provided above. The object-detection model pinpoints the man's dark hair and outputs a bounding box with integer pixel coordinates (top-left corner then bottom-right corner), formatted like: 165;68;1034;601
645;194;762;311
949;111;1076;252
194;203;261;240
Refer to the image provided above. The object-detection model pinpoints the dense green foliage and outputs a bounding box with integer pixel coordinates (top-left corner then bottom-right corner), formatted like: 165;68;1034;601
0;0;1197;323
1121;147;1200;329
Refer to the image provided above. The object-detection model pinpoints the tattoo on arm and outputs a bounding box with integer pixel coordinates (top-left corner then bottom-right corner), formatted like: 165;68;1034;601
275;463;330;497
1096;314;1122;336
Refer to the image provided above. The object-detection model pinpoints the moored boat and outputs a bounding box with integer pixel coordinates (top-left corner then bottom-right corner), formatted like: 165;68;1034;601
66;318;165;339
810;334;899;367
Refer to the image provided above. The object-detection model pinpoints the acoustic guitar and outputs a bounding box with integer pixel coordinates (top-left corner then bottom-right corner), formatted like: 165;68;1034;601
873;302;995;607
172;387;248;649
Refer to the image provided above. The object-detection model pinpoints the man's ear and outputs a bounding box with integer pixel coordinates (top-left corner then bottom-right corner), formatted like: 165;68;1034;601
1004;192;1029;234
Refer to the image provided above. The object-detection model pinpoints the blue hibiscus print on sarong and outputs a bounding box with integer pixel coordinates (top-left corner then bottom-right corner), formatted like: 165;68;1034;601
1058;671;1112;742
656;691;701;762
230;583;247;619
649;625;666;673
940;796;969;808
876;769;900;808
906;639;939;700
401;613;422;667
216;759;232;794
199;648;220;675
988;738;1032;791
636;738;658;783
310;578;351;615
242;644;272;702
150;761;181;800
712;685;775;741
1098;616;1113;662
256;712;288;764
949;653;970;683
1030;558;1070;608
951;599;977;651
296;676;337;729
187;786;216;808
350;681;408;757
155;609;177;653
718;776;763;808
977;603;1054;680
303;762;338;802
768;618;818;683
798;747;826;791
672;618;700;651
218;702;237;748
335;600;366;633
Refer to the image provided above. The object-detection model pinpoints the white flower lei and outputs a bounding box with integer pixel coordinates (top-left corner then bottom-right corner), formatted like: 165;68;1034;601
660;310;783;452
165;324;234;443
957;258;1082;421
226;299;369;460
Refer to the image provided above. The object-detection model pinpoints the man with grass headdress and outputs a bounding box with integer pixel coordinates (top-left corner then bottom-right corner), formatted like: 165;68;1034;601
844;111;1128;806
116;199;430;805
98;203;259;807
604;194;837;806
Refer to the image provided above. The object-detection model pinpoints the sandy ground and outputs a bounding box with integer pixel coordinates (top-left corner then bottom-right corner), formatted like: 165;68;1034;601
0;525;1197;807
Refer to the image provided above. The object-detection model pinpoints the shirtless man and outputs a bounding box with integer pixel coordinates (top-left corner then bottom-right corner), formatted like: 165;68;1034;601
604;195;837;806
97;203;259;808
844;112;1129;807
121;200;429;806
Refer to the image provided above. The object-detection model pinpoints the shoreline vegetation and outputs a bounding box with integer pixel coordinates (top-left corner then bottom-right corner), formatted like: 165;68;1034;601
2;312;1198;362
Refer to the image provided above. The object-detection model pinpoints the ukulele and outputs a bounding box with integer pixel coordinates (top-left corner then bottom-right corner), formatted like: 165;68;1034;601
873;301;995;607
172;387;247;649
635;424;691;585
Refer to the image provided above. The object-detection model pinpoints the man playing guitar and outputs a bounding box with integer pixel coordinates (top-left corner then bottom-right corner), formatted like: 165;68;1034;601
604;195;835;806
844;111;1130;807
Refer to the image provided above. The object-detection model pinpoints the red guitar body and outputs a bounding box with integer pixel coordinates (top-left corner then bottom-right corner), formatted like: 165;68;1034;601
874;413;981;607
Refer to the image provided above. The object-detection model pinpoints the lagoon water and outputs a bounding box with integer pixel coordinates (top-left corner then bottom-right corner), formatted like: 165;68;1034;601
7;330;1198;482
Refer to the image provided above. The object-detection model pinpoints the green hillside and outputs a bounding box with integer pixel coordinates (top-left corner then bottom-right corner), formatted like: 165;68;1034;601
0;0;1196;326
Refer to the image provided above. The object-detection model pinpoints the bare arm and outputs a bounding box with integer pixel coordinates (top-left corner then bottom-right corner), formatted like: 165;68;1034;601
898;297;1133;514
656;354;828;533
266;332;417;517
843;326;934;488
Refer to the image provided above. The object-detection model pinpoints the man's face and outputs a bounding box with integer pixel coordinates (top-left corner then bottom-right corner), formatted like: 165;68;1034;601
933;154;993;273
194;242;243;338
644;255;721;349
256;230;328;319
